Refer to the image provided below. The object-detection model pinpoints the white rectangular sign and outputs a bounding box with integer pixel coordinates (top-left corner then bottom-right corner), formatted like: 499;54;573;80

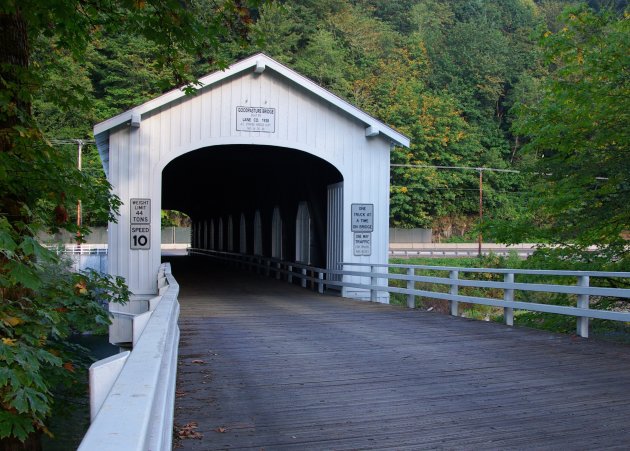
130;225;151;250
130;198;151;224
236;106;276;133
353;233;372;256
351;204;374;232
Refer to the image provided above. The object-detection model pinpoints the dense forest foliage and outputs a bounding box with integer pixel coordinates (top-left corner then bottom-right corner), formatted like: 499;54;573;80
34;0;627;247
0;0;264;446
0;0;626;445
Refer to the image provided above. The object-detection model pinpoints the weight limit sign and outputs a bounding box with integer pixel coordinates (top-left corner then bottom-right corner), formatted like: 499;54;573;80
130;198;151;250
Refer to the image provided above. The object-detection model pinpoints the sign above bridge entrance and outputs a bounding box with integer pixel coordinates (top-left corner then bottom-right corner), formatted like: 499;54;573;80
236;106;276;133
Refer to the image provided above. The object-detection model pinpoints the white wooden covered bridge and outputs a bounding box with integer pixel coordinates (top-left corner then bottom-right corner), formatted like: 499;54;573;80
80;54;630;451
94;53;409;300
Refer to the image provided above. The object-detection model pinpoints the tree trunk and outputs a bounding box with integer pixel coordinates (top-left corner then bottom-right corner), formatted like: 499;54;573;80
0;6;30;150
0;433;42;451
0;6;31;222
0;8;41;451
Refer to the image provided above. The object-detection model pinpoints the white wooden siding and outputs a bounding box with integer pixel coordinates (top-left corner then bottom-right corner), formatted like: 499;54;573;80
327;183;343;283
104;61;398;299
295;202;311;264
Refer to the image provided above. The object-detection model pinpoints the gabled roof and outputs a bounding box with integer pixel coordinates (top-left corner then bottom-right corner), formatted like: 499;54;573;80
94;53;410;172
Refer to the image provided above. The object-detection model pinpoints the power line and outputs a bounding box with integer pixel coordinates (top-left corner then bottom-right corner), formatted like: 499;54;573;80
390;163;521;256
49;139;95;146
390;164;520;174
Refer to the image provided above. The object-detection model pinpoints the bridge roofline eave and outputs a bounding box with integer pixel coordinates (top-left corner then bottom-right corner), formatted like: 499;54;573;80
93;54;410;177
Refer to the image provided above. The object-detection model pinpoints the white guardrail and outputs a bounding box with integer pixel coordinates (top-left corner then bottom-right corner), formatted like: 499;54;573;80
78;263;180;451
48;243;109;254
388;244;536;258
189;248;630;339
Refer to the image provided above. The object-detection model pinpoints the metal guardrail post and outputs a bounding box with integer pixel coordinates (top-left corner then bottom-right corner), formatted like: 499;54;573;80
504;273;514;326
318;272;324;294
301;268;307;288
577;276;590;338
406;267;415;308
449;270;459;316
370;265;377;302
276;262;281;280
288;265;293;284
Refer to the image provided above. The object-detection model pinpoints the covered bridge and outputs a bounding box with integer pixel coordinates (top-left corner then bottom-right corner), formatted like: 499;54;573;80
94;53;409;299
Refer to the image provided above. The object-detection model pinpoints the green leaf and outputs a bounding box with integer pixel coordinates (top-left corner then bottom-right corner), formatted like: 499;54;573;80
6;261;42;290
0;230;17;255
0;410;35;441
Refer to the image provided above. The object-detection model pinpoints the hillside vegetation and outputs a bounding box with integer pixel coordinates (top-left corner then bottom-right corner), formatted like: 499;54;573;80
36;1;628;262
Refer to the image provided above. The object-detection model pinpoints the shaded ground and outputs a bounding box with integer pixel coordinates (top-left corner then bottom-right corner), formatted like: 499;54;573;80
171;256;630;450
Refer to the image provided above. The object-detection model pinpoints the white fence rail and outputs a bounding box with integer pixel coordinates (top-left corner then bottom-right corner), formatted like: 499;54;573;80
189;248;630;339
48;243;109;255
389;246;535;258
78;263;180;451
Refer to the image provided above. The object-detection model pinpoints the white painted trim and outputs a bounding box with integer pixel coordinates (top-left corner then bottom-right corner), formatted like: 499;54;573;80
94;53;410;147
155;138;348;180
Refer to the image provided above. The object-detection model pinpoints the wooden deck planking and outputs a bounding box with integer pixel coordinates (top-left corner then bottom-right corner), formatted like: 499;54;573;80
171;257;630;450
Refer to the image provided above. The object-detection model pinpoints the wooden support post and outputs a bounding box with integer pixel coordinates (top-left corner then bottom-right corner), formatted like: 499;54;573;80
577;276;590;338
370;265;377;302
288;265;293;284
504;272;514;326
406;267;415;309
449;270;459;316
318;272;324;294
301;268;307;288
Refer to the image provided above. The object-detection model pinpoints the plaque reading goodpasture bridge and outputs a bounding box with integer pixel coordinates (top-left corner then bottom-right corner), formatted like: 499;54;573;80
236;106;276;133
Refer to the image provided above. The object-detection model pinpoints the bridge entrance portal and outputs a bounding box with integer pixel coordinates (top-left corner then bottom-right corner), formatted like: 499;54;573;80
162;145;342;268
94;54;409;300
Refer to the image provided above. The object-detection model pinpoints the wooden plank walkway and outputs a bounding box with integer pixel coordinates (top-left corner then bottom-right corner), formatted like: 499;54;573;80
170;256;630;450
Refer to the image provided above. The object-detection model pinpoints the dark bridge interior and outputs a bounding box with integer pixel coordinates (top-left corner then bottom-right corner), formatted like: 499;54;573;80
162;145;343;266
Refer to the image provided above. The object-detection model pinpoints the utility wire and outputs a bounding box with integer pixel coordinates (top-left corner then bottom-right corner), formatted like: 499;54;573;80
49;139;95;146
390;163;521;256
390;163;520;174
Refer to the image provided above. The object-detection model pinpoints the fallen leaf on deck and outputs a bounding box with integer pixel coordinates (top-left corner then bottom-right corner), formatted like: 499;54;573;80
175;422;203;440
215;426;227;433
192;359;205;364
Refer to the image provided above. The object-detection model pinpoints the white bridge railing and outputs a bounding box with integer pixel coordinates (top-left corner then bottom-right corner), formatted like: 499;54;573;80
190;248;630;339
79;263;180;451
389;245;535;258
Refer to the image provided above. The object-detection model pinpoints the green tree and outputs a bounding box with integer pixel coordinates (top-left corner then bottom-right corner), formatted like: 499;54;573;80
0;0;265;447
487;5;629;264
